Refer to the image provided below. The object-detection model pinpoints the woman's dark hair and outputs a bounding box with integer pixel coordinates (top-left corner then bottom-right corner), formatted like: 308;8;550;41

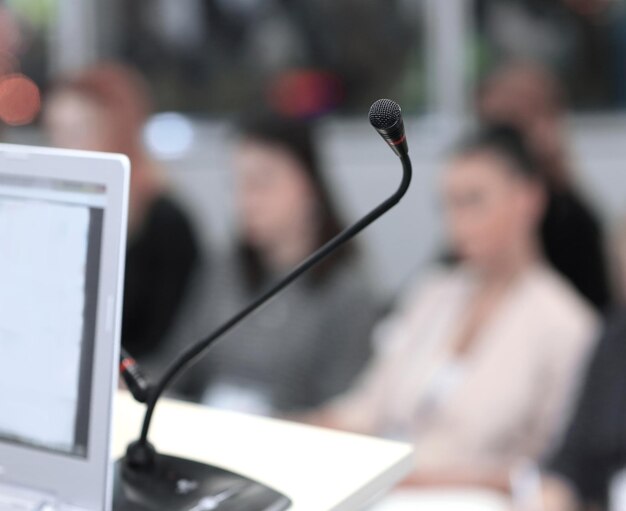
452;123;541;181
440;123;544;266
234;112;352;290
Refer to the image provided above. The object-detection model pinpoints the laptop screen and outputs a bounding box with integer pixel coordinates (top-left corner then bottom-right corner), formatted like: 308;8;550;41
0;175;106;458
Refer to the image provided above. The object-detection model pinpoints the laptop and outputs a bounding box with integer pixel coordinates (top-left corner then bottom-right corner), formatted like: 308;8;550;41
0;144;129;510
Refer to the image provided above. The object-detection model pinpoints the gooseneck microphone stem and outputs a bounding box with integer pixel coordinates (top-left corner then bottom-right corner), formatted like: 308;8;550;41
135;153;412;450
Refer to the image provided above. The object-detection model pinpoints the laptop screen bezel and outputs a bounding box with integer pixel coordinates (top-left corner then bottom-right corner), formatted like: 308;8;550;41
0;144;129;511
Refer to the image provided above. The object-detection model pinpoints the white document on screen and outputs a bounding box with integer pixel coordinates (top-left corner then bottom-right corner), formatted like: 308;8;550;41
0;197;89;454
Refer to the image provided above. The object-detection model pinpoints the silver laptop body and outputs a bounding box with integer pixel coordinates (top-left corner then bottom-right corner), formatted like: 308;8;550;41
0;144;129;511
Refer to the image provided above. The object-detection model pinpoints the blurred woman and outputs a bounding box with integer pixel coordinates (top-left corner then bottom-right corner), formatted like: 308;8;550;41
172;113;380;415
308;125;597;491
43;62;200;362
478;61;611;311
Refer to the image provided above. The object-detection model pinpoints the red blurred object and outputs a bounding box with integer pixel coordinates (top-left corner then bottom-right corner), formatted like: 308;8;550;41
0;74;41;125
268;69;344;118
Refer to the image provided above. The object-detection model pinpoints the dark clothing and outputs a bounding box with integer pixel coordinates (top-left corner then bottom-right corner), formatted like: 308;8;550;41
541;187;611;312
122;195;200;360
549;310;626;509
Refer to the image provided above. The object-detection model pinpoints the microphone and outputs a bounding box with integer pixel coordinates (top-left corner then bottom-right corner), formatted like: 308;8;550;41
369;99;408;158
113;99;413;511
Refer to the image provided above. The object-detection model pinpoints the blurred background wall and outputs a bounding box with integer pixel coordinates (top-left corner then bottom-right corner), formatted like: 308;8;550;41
3;0;626;297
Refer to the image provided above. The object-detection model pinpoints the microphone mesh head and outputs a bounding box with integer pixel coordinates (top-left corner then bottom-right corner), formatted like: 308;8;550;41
369;99;402;130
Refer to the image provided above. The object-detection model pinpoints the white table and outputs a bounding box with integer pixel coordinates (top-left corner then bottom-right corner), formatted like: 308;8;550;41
369;489;509;511
113;392;414;511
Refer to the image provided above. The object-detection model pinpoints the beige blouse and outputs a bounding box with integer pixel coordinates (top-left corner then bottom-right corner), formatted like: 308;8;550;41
329;263;598;476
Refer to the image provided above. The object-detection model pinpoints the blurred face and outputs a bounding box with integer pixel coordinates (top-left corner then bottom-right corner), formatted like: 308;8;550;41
44;91;118;153
479;66;560;135
479;67;568;182
442;151;543;269
234;140;318;251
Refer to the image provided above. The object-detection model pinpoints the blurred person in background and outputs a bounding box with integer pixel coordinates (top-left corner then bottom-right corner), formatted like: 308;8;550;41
43;62;201;363
305;125;597;494
479;61;611;312
171;113;379;415
475;0;622;109
539;219;626;511
0;5;41;129
0;4;16;135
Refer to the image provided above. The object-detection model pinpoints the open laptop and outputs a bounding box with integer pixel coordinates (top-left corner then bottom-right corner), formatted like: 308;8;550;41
0;144;129;511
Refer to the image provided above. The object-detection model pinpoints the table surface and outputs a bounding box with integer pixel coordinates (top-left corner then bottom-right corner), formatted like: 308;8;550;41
369;489;509;511
113;392;414;511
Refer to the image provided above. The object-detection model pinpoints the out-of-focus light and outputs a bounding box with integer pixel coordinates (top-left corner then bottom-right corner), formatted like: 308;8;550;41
143;112;195;160
268;69;344;118
0;73;40;125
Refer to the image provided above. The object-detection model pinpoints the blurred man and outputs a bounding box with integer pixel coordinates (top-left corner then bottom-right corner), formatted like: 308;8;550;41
541;313;626;511
540;221;626;511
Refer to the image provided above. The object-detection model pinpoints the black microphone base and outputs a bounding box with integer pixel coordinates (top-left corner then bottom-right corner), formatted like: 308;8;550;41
113;454;292;511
